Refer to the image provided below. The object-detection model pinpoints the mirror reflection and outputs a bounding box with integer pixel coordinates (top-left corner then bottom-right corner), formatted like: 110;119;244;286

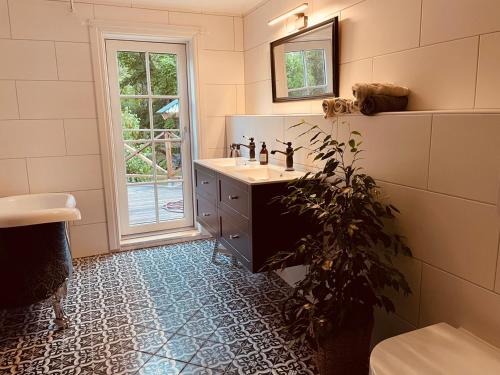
271;18;338;102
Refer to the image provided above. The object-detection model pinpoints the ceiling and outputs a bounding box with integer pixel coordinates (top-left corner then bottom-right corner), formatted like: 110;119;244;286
131;0;266;15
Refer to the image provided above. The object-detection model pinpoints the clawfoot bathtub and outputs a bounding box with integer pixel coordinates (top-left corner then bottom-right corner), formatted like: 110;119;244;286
0;193;81;329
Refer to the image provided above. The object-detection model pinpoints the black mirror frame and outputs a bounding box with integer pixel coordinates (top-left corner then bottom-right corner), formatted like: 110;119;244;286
270;16;339;103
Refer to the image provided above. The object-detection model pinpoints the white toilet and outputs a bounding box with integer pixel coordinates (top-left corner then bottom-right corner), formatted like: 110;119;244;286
370;323;500;374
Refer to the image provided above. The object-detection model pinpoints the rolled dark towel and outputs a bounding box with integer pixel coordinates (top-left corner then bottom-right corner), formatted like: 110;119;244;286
360;95;408;116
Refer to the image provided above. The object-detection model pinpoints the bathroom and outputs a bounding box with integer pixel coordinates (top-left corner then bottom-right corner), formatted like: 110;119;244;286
0;0;500;374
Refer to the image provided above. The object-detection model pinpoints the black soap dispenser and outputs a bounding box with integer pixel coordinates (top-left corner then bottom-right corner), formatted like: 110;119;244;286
259;142;269;165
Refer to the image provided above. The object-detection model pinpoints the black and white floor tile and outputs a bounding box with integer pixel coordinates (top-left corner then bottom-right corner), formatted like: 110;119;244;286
0;240;316;374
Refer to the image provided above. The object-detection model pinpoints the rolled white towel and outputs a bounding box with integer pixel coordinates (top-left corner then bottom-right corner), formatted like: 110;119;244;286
352;83;410;105
322;98;359;118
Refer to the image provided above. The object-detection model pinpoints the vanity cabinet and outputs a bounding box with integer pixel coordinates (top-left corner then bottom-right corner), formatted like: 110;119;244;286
194;161;312;273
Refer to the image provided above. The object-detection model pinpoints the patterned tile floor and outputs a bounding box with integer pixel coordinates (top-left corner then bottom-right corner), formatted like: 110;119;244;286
0;240;316;374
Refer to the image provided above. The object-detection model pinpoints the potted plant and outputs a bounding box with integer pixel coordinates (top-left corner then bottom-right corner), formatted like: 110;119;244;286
266;121;412;375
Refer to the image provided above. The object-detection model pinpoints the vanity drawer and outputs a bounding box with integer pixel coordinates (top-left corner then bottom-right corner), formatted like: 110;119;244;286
219;176;249;218
220;207;250;261
196;194;218;235
195;166;216;199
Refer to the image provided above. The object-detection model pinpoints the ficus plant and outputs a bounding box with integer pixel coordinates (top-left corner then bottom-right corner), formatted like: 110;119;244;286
267;120;412;349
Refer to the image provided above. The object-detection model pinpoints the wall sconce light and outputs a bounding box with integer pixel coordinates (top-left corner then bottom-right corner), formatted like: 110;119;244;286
268;3;309;28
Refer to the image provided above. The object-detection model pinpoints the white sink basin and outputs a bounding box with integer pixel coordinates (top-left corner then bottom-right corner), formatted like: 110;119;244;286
195;158;306;184
230;165;304;182
0;193;81;228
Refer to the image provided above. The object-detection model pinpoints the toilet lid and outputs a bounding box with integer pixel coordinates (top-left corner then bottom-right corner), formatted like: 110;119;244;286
370;323;500;375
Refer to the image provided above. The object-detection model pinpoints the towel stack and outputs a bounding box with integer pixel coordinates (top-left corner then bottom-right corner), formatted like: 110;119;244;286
352;83;409;116
322;98;360;118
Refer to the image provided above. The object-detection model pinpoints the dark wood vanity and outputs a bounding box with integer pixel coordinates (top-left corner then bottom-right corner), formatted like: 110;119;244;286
194;160;312;273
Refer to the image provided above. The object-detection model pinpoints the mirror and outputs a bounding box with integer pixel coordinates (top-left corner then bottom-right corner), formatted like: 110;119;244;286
270;17;339;102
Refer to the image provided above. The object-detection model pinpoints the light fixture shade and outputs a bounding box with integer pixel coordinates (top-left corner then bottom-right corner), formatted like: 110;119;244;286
268;3;308;26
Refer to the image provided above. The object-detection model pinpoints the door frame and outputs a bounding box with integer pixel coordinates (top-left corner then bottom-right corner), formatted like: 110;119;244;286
89;19;202;251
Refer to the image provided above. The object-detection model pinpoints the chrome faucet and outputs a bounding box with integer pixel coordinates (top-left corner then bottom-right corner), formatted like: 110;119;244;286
237;136;256;161
229;143;241;158
271;140;294;171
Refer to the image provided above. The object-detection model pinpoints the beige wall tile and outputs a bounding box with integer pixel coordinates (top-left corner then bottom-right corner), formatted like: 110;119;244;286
386;256;422;326
64;119;101;155
201;85;237;116
200;14;235;51
420;264;500;348
372;308;416;348
170;12;235;51
201;116;226;151
226;116;255;157
311;0;359;23
0;159;30;197
0;0;10;38
0;39;58;80
381;183;499;289
94;4;169;24
429;114;500;204
339;59;372;98
253;116;285;161
131;0;171;9
27;155;103;193
245;80;273;114
17;81;96;119
0;120;66;158
373;37;478;110
284;115;334;167
56;42;93;81
71;189;106;225
272;100;313;115
0;81;19;120
236;85;245;114
70;222;109;258
338;114;432;189
9;0;92;42
243;0;286;50
340;0;421;63
234;17;244;51
244;43;270;84
476;32;500;109
421;0;500;46
203;148;225;159
199;50;244;85
496;246;500;293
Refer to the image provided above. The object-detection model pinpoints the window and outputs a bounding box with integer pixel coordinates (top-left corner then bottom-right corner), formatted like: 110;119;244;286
285;49;328;97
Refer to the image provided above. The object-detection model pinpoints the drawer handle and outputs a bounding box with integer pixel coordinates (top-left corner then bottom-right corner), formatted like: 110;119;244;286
228;195;239;200
229;234;240;239
202;213;210;217
201;180;210;185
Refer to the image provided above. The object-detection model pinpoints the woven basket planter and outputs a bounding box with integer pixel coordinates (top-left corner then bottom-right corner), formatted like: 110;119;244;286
314;313;374;375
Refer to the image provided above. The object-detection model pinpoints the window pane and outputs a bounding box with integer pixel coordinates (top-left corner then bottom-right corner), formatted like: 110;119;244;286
149;53;178;95
305;49;326;87
124;143;154;183
154;142;182;182
122;130;150;142
121;98;150;131
285;51;305;90
117;51;147;95
152;98;180;130
158;182;184;222
128;183;156;226
289;88;308;97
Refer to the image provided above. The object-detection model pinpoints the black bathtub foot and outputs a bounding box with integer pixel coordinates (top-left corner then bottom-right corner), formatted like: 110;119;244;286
51;279;69;330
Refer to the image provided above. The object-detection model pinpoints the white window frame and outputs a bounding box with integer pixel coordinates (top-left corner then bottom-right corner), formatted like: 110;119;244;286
89;19;202;251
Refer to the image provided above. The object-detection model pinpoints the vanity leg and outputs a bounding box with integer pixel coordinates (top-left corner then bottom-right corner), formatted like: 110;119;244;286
211;239;220;263
52;278;69;330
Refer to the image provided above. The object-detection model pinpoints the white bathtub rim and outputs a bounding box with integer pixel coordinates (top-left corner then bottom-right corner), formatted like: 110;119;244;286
0;193;82;228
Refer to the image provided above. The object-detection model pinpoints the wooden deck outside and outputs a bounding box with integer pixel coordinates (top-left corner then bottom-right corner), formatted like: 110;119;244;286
128;183;184;226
